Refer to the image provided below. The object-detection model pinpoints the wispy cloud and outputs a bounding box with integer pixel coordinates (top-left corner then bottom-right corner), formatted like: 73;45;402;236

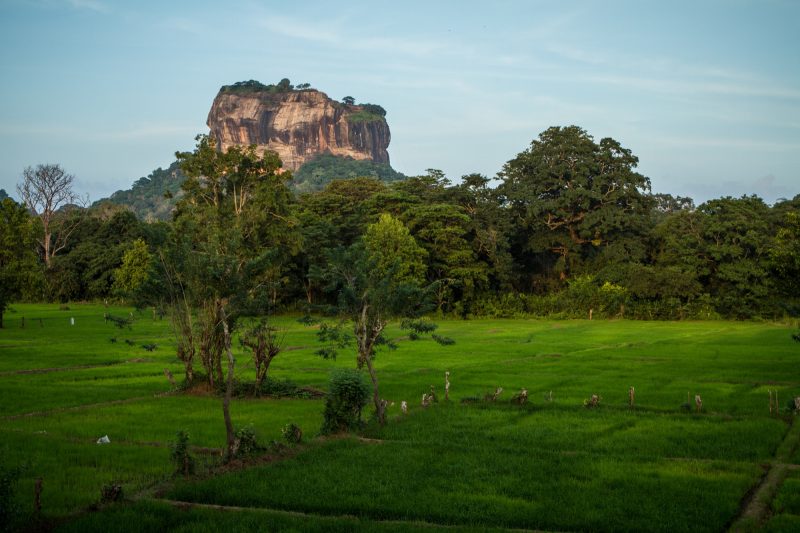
66;0;109;13
256;13;449;57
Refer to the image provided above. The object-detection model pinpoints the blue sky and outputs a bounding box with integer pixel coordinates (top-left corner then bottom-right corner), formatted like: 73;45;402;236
1;0;798;204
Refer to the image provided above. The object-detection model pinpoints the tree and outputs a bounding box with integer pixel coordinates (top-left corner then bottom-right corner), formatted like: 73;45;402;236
112;238;152;298
313;214;440;425
169;134;299;458
342;96;355;105
655;195;776;318
499;126;653;281
17;164;86;268
0;199;39;328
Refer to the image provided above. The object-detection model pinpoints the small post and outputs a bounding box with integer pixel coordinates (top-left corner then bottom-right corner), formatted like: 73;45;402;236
628;386;635;409
70;317;75;326
401;400;408;414
588;308;593;320
444;371;450;401
695;394;702;413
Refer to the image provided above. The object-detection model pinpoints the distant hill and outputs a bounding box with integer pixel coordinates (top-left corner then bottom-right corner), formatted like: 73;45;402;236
96;79;406;218
94;161;185;221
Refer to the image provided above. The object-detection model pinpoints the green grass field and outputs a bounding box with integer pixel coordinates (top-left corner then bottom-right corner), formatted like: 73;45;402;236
1;304;798;531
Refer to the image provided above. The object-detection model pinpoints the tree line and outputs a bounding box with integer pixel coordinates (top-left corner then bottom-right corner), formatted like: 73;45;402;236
2;125;799;328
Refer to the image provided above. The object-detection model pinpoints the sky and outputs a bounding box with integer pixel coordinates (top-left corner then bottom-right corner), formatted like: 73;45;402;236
0;0;798;204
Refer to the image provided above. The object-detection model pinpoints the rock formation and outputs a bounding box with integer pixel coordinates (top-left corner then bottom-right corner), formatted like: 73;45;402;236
207;86;391;171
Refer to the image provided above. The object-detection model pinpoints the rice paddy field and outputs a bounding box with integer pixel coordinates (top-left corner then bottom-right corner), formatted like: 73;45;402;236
1;303;798;532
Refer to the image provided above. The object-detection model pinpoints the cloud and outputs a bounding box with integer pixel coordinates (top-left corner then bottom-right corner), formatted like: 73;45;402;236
256;13;449;57
66;0;109;13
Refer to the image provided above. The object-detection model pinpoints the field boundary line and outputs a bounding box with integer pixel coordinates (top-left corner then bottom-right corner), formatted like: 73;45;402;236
150;498;561;532
2;391;175;420
0;358;154;376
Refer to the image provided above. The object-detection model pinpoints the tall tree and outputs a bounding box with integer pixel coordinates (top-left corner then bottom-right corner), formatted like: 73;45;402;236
17;164;86;268
170;134;299;457
0;199;40;328
313;214;433;425
499;126;653;282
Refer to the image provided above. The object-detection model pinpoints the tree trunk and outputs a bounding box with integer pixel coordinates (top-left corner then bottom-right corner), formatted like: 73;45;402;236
363;356;384;425
221;312;236;460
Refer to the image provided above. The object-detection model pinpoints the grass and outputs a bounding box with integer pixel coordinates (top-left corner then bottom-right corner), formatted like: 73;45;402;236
1;303;799;531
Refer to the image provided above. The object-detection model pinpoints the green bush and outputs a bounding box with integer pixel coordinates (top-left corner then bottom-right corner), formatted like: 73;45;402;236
281;423;303;444
233;426;261;457
169;430;195;477
321;369;371;434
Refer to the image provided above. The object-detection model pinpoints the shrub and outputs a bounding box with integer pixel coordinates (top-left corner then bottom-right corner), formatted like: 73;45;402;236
169;430;195;477
321;369;371;434
281;423;303;444
233;426;261;457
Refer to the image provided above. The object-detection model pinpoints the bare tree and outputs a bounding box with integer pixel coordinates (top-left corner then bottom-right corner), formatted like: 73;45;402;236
17;164;86;268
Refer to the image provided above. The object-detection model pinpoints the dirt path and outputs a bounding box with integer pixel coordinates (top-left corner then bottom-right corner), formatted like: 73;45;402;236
728;416;799;531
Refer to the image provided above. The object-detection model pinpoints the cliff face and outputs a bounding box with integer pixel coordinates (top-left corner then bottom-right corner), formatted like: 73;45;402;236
207;89;390;171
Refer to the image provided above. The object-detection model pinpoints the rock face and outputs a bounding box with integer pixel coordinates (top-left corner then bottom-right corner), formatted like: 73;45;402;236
207;88;390;171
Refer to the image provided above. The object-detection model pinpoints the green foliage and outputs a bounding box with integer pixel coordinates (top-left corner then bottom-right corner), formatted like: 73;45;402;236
233;426;261;457
346;110;386;123
0;198;40;327
360;103;386;117
292;154;405;193
98;161;186;221
321;369;371;434
281;423;303;444
363;213;428;285
499;126;653;278
220;79;296;94
112;238;152;297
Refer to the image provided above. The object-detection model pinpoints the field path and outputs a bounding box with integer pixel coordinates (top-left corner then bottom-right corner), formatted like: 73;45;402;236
728;416;800;531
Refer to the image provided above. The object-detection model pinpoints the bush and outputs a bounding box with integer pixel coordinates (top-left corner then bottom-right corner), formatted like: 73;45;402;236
233;426;261;457
321;369;371;434
169;430;195;477
281;423;303;444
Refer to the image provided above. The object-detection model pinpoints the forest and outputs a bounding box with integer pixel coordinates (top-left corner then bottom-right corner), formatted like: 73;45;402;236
3;125;799;329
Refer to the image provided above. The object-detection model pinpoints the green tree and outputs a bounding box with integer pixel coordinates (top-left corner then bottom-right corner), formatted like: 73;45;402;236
170;134;299;457
771;210;800;302
655;195;776;318
499;126;653;281
112;238;152;298
0;199;40;328
313;214;436;425
342;96;355;105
